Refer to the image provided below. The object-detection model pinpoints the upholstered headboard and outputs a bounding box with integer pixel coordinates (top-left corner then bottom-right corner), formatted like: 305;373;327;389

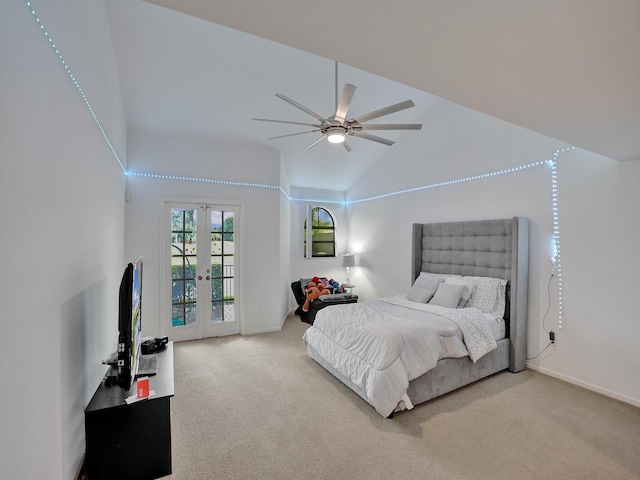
411;217;529;372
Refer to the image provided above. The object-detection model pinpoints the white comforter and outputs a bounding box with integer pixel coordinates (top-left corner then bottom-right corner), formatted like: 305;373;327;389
302;295;498;417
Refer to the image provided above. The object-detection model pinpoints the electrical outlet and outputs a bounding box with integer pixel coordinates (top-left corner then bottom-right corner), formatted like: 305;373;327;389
549;331;555;343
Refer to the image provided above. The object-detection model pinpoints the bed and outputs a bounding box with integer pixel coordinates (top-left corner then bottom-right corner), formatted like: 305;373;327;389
302;217;528;417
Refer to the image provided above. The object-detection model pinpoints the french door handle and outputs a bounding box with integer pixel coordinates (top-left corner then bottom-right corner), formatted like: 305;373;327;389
197;275;211;281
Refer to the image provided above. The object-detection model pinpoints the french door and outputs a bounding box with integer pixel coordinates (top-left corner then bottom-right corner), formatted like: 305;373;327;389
165;202;241;341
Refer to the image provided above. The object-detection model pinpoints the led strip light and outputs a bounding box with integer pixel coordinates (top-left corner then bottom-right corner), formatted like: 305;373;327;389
25;1;126;174
550;146;575;329
28;0;573;330
127;172;281;191
347;159;549;205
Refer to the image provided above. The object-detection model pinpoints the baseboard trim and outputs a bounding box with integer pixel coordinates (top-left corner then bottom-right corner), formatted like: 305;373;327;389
243;325;283;335
527;363;640;408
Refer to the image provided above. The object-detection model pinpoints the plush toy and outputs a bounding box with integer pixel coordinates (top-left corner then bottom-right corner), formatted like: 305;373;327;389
311;276;328;288
302;285;329;312
328;278;344;293
306;277;330;294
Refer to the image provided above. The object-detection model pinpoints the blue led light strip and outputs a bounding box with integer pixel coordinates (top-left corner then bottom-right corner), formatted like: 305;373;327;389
127;172;282;191
550;146;574;329
25;1;126;174
347;159;549;205
128;172;350;205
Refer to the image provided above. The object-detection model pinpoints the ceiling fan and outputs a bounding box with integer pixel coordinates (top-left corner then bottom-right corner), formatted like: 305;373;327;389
252;62;422;152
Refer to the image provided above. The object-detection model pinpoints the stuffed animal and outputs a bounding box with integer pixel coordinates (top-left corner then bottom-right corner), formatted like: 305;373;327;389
302;285;329;312
311;276;328;288
328;278;344;293
306;277;330;294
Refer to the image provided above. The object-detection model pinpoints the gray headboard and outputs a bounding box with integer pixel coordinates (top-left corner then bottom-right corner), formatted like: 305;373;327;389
411;217;529;372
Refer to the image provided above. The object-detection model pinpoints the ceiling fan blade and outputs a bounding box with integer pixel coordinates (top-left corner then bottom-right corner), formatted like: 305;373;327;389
267;130;320;140
305;135;327;151
352;131;396;146
252;118;322;128
275;94;326;123
350;99;416;124
335;83;356;123
358;123;422;131
343;137;353;152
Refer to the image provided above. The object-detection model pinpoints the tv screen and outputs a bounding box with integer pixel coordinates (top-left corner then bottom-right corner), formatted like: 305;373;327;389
116;257;143;390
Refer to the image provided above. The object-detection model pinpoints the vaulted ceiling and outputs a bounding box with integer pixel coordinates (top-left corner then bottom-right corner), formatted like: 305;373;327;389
107;1;640;190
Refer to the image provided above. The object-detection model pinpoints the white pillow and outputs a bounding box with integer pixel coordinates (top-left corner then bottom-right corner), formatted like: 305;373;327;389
463;276;508;317
494;281;508;318
428;283;466;308
407;272;444;303
444;277;475;307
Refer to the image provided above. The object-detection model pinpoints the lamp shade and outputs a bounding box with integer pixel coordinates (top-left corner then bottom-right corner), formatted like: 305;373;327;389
342;253;355;268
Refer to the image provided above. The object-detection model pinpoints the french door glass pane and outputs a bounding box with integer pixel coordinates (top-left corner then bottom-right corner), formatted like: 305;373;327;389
211;233;222;254
171;208;198;328
211;277;223;301
211;300;223;323
185;304;196;326
210;210;234;324
224;299;235;322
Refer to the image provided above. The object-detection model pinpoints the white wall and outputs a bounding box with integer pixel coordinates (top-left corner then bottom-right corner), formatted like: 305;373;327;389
125;131;289;335
543;154;640;404
0;1;127;479
342;101;640;407
279;157;293;321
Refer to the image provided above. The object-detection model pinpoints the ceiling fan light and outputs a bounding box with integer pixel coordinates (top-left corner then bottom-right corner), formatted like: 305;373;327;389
327;132;346;143
326;126;347;144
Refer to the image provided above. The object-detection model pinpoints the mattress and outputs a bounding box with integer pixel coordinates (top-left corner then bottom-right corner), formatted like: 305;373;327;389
302;297;500;417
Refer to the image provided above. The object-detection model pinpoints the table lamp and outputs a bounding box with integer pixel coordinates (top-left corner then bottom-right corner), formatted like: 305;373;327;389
342;253;355;286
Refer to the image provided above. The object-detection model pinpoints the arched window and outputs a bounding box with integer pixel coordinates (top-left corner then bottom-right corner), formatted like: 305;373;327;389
304;206;335;258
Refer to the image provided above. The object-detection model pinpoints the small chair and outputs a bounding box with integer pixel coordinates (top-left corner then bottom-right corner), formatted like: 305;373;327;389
291;279;358;325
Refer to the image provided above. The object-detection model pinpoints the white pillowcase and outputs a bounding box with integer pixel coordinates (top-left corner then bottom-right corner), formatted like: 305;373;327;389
429;282;466;308
406;272;444;303
444;277;475;308
463;275;508;318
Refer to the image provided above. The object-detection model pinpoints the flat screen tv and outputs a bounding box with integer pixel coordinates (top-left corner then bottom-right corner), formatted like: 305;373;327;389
116;257;143;390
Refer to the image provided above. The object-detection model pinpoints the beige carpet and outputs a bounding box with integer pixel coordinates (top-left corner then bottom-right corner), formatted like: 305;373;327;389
163;314;640;480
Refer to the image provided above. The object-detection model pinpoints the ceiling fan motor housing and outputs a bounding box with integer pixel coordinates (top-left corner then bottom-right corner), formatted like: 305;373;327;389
324;123;351;140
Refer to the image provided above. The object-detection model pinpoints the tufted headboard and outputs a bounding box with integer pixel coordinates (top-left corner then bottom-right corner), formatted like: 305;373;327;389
411;217;529;372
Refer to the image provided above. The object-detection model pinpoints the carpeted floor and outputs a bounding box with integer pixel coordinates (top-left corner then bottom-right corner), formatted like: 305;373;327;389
161;314;640;480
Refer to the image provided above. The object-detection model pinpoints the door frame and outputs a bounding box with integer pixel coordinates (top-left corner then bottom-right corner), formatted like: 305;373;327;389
160;197;244;340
